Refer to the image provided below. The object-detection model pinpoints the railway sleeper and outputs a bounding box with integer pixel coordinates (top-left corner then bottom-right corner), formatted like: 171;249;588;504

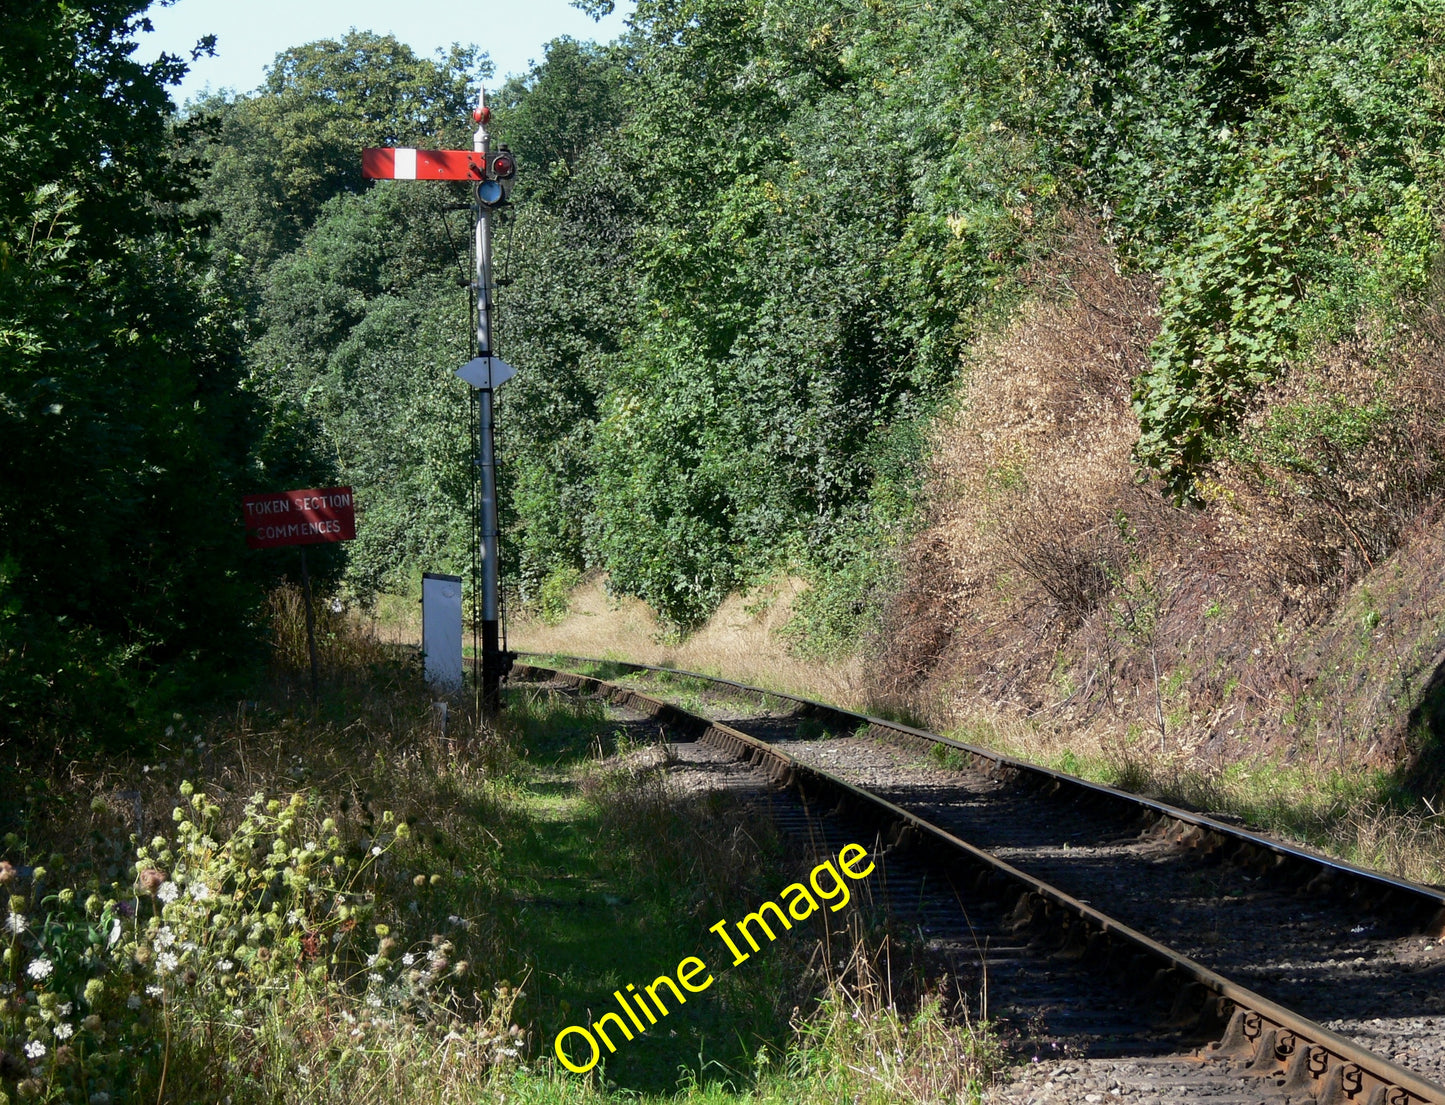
1050;916;1092;961
1026;906;1071;952
1097;940;1147;977
1142;966;1185;1011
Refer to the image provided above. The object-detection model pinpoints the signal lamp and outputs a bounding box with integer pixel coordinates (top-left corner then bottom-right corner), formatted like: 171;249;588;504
492;149;516;179
476;179;504;206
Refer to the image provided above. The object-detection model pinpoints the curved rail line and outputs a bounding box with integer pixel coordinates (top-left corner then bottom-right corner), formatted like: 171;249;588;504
513;654;1445;1105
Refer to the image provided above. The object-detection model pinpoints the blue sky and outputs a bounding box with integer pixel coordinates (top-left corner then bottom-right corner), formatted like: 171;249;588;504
140;0;635;106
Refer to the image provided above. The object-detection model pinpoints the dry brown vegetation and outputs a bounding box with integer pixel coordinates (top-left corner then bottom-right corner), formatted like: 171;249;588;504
874;214;1445;809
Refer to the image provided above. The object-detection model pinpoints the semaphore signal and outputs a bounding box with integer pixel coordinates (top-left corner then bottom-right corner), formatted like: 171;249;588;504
361;88;517;714
360;148;483;180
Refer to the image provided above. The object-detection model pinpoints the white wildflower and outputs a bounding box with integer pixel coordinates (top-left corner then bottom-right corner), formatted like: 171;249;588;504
366;993;383;1008
401;953;415;966
368;972;383;984
5;913;27;935
24;1039;46;1059
217;959;234;973
154;926;175;949
287;910;303;925
58;1002;73;1016
146;984;163;997
108;919;122;948
156;881;179;904
188;882;211;902
370;846;382;857
54;1022;74;1040
26;957;54;981
156;951;179;974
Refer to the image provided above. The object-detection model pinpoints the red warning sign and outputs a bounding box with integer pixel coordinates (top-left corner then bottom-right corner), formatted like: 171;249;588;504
242;487;356;549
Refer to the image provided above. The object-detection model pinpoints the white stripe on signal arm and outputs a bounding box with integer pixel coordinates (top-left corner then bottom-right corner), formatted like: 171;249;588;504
394;148;417;179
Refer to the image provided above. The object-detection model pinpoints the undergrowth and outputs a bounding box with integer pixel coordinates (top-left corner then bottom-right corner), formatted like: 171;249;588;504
0;596;999;1103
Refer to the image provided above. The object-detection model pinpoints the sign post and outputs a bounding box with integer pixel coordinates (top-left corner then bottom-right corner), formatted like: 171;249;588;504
363;91;518;716
242;486;357;701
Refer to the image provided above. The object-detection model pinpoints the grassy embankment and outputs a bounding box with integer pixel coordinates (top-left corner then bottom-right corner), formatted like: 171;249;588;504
0;597;997;1105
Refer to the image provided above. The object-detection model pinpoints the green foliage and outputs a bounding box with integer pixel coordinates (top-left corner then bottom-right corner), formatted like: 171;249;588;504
509;0;1053;628
1040;0;1284;257
537;567;584;625
1234;395;1396;482
494;39;626;199
0;788;421;1104
1122;0;1445;493
185;0;1445;652
782;554;896;660
1134;161;1302;494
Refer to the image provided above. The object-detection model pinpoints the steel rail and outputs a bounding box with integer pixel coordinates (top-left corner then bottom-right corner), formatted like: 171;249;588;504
516;652;1445;929
518;661;1445;1105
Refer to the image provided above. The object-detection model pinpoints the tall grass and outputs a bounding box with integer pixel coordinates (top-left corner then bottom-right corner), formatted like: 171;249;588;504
0;592;1000;1104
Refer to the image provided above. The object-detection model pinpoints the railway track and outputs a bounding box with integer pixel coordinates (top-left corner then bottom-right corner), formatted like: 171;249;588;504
512;655;1445;1105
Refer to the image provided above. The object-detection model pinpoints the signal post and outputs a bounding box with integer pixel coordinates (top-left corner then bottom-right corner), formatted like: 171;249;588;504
362;91;518;714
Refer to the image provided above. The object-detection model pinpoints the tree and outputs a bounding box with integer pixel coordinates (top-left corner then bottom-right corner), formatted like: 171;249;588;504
0;0;329;743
